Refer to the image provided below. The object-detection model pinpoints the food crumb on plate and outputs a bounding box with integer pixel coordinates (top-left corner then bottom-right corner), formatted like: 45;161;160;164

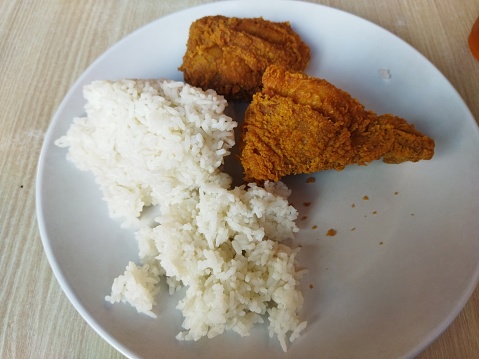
326;229;337;236
378;68;392;80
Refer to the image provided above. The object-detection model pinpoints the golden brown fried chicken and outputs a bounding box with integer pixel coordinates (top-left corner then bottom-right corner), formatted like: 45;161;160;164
240;65;435;182
179;16;310;100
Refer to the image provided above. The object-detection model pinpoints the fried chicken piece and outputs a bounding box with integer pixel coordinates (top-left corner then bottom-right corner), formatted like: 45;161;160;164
179;16;310;100
240;65;435;182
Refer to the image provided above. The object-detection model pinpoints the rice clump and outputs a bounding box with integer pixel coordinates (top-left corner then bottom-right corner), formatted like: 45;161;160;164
55;79;307;351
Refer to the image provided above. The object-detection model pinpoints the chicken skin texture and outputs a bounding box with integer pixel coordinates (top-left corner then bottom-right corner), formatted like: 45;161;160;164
179;16;310;100
240;65;435;182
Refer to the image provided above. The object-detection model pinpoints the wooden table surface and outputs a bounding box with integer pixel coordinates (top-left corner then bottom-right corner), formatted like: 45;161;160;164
1;0;478;358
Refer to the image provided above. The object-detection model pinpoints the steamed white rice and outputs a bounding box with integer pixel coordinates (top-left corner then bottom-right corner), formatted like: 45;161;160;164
55;79;306;351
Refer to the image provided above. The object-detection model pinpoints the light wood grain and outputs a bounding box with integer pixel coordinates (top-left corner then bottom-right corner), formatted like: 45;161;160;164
1;0;478;358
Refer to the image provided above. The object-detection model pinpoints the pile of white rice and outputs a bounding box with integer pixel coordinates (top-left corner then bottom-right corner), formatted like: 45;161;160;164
55;79;307;351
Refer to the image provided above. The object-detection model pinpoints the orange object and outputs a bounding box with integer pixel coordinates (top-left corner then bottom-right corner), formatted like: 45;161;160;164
469;16;479;61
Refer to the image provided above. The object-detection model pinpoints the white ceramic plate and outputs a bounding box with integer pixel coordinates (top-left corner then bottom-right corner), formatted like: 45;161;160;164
36;1;479;358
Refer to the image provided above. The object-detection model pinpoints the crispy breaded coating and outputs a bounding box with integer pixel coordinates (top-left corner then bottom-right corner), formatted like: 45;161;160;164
179;16;310;100
240;65;435;182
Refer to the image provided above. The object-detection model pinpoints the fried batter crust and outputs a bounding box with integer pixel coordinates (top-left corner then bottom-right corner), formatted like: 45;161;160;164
240;65;435;182
179;16;310;100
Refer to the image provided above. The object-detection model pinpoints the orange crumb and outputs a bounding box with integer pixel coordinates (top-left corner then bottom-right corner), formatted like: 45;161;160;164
309;284;314;289
312;225;318;229
363;195;369;200
326;228;337;236
372;211;377;215
351;203;355;208
306;177;316;183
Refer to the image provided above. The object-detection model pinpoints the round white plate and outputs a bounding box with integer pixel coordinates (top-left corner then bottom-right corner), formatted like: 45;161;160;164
36;1;479;358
